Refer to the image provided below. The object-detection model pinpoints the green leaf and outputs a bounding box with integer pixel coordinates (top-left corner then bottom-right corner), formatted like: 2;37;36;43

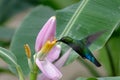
39;0;80;9
0;47;17;73
98;47;112;75
0;47;25;80
111;25;120;38
10;5;55;75
0;0;31;24
56;0;120;65
0;27;15;41
0;27;14;47
99;37;120;76
76;77;120;80
108;38;120;76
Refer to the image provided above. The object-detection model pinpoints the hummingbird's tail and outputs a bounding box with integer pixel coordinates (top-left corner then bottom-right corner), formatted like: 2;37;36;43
85;54;101;67
92;57;101;67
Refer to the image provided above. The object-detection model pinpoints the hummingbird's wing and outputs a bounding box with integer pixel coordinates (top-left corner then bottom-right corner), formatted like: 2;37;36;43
75;40;101;67
81;30;107;47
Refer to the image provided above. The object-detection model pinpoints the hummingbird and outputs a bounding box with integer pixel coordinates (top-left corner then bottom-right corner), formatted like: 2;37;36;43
58;30;106;67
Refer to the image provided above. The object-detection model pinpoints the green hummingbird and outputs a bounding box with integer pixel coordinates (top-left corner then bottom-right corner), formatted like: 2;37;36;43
58;30;106;67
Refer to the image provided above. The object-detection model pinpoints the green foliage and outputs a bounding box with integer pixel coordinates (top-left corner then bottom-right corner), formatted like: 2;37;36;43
39;0;80;9
0;42;25;80
0;27;15;41
112;25;120;38
0;27;15;47
0;47;17;73
108;38;120;76
0;0;79;24
99;37;120;76
0;0;31;24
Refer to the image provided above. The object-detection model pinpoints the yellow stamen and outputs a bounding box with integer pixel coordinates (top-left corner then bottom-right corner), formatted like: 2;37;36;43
37;39;57;60
24;44;31;58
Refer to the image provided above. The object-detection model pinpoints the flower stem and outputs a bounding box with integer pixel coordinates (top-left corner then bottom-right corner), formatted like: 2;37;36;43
30;63;39;80
16;65;25;80
28;58;33;70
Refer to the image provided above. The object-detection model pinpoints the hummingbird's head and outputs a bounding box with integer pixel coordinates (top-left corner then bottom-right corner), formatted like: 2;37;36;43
58;36;73;44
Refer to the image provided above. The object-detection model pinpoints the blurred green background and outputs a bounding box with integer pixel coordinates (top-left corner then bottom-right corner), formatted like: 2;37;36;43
0;0;120;80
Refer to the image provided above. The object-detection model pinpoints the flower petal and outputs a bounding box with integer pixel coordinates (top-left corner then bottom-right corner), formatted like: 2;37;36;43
35;16;56;52
36;58;62;79
47;45;61;62
37;48;71;80
54;48;72;69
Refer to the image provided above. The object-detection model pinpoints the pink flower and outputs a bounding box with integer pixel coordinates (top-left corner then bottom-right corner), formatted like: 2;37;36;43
37;48;72;80
54;48;72;69
35;16;62;79
36;58;62;79
47;45;61;62
35;16;56;52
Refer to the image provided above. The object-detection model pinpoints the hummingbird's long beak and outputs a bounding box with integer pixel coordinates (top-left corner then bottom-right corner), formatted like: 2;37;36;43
57;39;61;42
